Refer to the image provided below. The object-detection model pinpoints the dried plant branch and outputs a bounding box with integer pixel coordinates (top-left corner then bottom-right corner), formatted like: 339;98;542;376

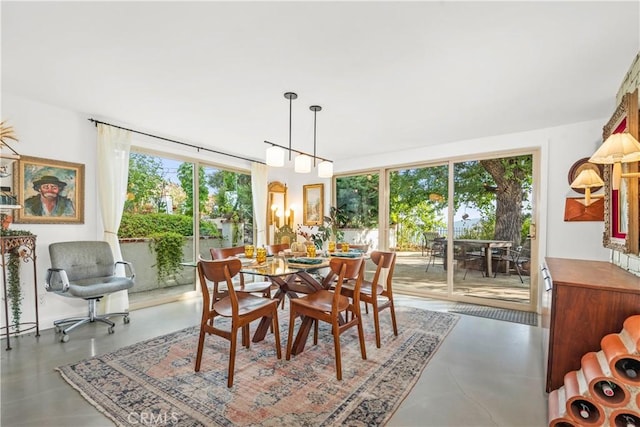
0;120;19;145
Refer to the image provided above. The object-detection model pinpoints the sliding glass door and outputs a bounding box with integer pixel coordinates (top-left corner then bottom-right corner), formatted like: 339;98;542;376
379;151;536;310
387;164;449;297
451;155;532;304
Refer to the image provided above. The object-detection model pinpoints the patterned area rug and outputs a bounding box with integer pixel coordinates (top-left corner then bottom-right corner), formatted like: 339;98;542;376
450;303;538;326
57;306;458;426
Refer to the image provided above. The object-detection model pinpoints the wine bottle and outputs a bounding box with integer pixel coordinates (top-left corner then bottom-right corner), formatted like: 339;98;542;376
599;380;615;397
621;360;638;378
579;403;590;419
622;414;637;427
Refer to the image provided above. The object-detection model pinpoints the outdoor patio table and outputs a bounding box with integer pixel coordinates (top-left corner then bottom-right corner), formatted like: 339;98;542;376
445;239;512;277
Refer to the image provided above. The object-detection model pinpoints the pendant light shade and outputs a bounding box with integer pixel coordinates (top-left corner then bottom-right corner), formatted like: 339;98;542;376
294;154;311;173
265;145;285;167
318;160;333;178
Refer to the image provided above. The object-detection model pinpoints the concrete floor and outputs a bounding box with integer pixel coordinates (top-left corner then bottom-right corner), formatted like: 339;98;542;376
1;295;547;427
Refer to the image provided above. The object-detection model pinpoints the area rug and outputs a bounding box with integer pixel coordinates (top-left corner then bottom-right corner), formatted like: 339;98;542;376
449;303;538;326
56;306;458;427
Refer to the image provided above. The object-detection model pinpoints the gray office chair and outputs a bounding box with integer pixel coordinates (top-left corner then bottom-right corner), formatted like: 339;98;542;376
45;241;135;342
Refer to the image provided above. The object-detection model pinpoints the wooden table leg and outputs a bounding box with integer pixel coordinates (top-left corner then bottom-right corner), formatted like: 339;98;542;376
252;314;272;343
290;316;314;356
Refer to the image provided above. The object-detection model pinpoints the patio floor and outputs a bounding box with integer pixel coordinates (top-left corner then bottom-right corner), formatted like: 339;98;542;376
129;250;532;309
391;251;531;304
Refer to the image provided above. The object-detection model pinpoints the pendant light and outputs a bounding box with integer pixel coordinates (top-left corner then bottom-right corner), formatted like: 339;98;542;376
294;154;311;173
264;91;333;176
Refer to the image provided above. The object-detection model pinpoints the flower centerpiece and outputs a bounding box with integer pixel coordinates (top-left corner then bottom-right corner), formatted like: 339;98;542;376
296;225;323;250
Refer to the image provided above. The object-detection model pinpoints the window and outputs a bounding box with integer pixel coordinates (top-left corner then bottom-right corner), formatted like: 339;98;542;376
120;151;253;304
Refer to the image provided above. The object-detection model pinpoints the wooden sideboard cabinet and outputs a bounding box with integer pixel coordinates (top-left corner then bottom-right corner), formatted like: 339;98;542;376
542;257;640;392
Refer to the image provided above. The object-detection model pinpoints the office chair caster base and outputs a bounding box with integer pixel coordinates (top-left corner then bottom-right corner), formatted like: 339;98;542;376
60;333;69;343
123;316;130;324
108;326;115;334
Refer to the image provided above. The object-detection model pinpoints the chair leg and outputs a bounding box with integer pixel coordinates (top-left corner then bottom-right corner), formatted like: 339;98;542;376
271;309;282;359
194;327;207;372
313;319;319;345
242;324;250;348
514;263;524;284
356;313;367;361
372;302;381;349
389;300;398;336
286;308;296;360
228;328;238;388
332;320;342;380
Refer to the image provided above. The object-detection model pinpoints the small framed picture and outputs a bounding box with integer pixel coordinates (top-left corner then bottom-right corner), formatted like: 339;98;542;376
14;156;84;224
303;183;324;226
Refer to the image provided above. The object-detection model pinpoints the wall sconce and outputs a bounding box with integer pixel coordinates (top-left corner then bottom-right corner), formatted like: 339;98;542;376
589;132;640;190
570;169;604;206
284;207;295;228
264;92;333;178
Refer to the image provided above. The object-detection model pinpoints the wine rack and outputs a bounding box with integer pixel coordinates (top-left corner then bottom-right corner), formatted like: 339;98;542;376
548;314;640;426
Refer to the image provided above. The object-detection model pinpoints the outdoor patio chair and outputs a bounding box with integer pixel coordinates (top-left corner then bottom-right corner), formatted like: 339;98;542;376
425;237;446;272
492;239;531;284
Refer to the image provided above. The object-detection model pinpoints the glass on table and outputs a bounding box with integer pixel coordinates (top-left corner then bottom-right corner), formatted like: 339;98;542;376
341;242;349;252
306;244;316;258
328;241;336;253
244;244;254;258
256;247;267;263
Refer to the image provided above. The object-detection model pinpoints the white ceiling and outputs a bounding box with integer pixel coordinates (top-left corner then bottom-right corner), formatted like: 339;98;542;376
2;1;639;165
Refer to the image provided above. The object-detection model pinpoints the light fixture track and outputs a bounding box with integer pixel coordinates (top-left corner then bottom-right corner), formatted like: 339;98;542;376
263;140;331;163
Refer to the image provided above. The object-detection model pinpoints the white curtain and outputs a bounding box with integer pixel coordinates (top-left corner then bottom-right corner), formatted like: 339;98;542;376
251;162;268;247
97;123;132;313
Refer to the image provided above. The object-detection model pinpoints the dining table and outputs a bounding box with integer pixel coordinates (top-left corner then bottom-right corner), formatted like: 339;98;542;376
240;256;334;346
242;252;367;355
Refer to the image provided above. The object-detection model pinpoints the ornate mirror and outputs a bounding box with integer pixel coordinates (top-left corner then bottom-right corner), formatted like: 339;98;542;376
267;181;287;245
601;89;639;254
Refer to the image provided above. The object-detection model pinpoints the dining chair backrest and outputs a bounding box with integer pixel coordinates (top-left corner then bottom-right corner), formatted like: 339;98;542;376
197;257;243;313
266;243;289;256
369;250;397;290
329;257;365;313
210;246;245;260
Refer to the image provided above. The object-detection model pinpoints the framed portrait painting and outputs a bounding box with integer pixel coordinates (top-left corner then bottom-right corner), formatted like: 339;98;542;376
14;156;85;224
303;183;324;226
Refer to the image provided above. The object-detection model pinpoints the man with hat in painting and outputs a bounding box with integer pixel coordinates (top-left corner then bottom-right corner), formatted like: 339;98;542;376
24;175;75;217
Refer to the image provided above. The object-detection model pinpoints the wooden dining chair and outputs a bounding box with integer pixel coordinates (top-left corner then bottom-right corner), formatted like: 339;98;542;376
286;256;367;380
340;251;398;348
266;243;289;256
194;257;281;388
210;247;272;302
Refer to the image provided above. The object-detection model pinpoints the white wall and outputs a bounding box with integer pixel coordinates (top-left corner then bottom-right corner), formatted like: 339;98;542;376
1;93;613;330
2;94;100;329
